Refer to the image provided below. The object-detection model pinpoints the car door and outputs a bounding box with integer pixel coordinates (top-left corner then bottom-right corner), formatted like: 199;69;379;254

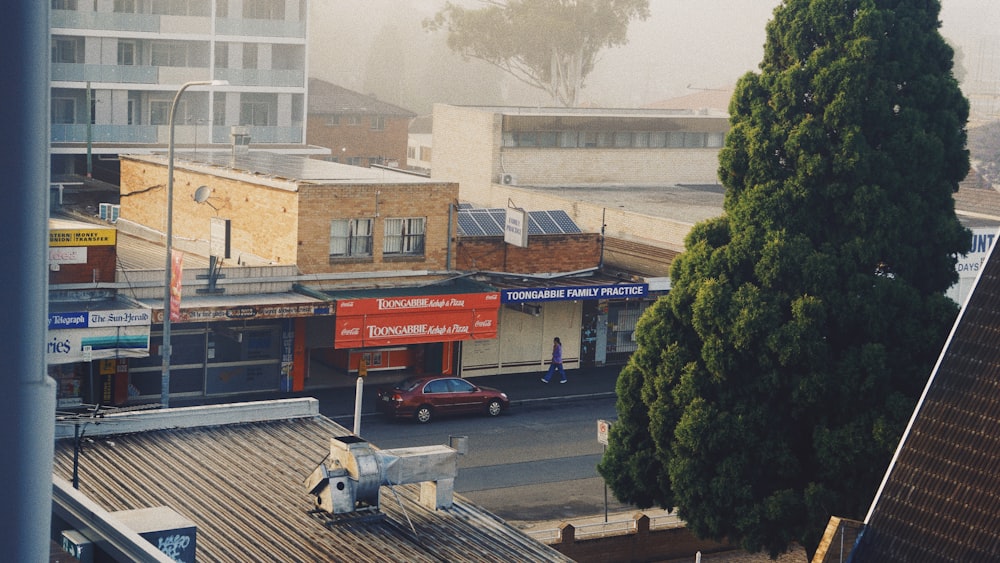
422;378;457;414
445;378;481;413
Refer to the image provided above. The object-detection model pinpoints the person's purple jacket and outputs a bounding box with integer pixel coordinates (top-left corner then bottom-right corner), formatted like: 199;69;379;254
552;342;562;364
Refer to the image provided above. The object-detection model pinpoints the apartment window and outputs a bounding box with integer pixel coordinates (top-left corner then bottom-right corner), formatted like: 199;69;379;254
326;115;340;126
127;99;137;125
213;95;226;125
407;146;415;159
151;0;210;16
150;100;185;125
52;0;77;9
118;41;136;66
330;219;373;258
346;115;360;126
216;0;227;17
242;43;258;70
384;218;425;256
707;132;725;148
614;132;632;147
215;43;229;69
114;0;137;12
240;101;269;126
370;116;385;131
51;37;81;64
244;0;284;20
151;42;188;67
346;157;362;166
51;98;75;125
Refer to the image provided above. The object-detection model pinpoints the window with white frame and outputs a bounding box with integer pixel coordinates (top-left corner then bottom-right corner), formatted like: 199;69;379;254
150;99;185;125
370;116;385;130
384;218;425;256
240;101;269;126
330;218;373;258
118;40;136;66
53;0;77;10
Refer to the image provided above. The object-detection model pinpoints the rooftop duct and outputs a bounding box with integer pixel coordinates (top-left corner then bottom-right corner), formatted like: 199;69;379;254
305;435;458;519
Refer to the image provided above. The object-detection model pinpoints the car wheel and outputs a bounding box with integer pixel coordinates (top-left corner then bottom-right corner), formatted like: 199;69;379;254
415;405;433;424
486;399;503;417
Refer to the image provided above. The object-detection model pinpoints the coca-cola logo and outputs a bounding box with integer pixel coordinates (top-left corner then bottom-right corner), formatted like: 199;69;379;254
340;327;361;336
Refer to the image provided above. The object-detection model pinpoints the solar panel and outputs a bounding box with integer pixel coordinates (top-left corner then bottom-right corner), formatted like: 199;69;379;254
456;207;582;236
529;211;559;234
457;213;484;236
549;210;581;233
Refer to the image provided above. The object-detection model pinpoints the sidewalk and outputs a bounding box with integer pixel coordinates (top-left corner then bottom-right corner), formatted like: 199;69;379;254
171;364;622;418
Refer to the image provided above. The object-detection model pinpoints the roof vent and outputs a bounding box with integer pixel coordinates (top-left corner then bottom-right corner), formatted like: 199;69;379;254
305;435;459;521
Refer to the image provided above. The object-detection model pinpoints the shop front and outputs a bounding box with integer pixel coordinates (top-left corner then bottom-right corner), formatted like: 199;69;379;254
305;281;501;377
462;279;654;376
46;295;152;408
126;297;333;401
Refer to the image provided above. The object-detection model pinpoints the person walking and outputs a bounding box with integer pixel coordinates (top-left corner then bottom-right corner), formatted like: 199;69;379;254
541;337;567;383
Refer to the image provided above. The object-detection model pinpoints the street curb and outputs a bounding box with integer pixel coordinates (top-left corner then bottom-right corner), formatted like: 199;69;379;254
328;391;617;421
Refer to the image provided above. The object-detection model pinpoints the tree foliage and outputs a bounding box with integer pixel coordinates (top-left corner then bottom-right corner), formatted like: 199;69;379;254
423;0;649;106
598;0;970;557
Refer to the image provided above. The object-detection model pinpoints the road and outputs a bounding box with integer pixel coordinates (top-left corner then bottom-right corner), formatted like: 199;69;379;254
328;395;635;524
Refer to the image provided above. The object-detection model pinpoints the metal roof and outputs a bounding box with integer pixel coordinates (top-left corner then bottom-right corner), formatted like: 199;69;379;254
53;400;570;562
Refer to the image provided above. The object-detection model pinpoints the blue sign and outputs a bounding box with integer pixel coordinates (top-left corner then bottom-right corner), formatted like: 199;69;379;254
49;312;88;329
501;283;648;303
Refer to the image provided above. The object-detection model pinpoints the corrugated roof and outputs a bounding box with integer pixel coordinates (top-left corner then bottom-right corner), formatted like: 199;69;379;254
53;401;570;562
850;232;1000;561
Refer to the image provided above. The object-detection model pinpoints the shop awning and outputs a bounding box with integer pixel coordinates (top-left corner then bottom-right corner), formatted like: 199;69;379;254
296;278;501;349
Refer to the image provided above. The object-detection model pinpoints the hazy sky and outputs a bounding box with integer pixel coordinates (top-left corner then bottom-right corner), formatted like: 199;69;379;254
309;0;1000;108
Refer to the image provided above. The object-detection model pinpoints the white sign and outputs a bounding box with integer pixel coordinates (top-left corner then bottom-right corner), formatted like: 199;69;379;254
48;246;87;265
504;207;529;248
598;419;613;445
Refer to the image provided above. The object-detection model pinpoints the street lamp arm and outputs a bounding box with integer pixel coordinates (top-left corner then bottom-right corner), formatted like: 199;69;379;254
160;79;228;408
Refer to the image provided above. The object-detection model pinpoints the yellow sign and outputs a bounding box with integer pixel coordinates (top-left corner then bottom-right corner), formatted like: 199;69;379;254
49;228;116;247
358;358;368;377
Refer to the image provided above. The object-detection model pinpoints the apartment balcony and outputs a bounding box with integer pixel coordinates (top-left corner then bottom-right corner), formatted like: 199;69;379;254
215;68;305;88
216;18;305;39
51;9;159;33
50;124;158;144
212;125;303;144
52;63;157;84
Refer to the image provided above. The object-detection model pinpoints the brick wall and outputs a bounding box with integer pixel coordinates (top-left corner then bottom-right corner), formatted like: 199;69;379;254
50;245;117;284
297;182;458;274
306;115;411;167
549;514;735;563
455;234;600;272
119;156;459;274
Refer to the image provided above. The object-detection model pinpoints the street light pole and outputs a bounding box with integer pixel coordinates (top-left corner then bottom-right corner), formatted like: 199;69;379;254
161;79;227;408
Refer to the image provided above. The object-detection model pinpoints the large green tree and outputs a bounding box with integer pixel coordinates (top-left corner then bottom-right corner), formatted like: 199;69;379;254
598;0;970;557
423;0;649;107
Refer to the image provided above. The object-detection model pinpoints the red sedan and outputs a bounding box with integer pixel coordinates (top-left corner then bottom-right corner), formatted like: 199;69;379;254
375;375;510;423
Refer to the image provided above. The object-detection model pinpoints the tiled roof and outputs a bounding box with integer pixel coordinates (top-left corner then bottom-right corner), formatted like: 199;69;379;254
308;78;416;117
53;400;570;562
849;232;1000;560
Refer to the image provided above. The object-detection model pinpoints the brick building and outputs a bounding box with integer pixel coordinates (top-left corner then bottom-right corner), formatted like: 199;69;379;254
113;151;497;400
306;78;415;168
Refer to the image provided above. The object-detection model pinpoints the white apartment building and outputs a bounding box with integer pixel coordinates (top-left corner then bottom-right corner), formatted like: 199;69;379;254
50;0;323;178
